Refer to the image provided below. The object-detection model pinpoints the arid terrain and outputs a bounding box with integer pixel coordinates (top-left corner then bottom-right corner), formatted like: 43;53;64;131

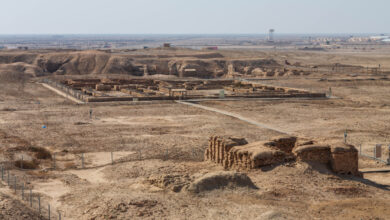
1;47;390;219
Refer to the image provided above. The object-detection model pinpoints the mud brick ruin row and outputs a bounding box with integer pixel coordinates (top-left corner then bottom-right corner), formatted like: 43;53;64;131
57;77;326;102
205;136;360;176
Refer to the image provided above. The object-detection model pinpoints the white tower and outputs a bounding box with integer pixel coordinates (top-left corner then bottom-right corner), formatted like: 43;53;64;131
268;29;275;42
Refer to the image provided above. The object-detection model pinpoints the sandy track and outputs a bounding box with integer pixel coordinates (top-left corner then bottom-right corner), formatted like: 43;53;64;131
40;83;85;104
176;100;290;135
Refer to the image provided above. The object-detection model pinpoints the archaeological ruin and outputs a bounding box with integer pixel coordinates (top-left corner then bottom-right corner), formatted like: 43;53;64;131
205;135;360;176
42;77;326;102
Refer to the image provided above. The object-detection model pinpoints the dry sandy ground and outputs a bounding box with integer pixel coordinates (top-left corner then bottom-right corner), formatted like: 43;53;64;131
0;80;389;219
1;49;390;219
201;78;390;152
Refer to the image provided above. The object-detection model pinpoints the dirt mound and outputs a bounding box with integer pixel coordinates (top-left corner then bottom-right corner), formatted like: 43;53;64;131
91;199;160;219
259;210;288;220
0;131;52;169
0;53;38;64
187;171;257;193
0;50;292;78
148;174;192;192
326;186;367;197
173;59;227;78
28;146;52;159
0;193;42;220
0;63;39;80
14;159;39;169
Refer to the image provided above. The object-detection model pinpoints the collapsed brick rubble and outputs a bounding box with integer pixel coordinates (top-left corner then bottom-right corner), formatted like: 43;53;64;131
205;135;360;176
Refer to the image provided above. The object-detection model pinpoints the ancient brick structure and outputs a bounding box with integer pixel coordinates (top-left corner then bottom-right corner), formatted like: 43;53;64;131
205;135;360;176
330;144;359;175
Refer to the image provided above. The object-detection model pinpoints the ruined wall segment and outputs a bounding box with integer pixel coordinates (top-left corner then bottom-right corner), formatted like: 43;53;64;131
293;145;331;164
330;143;359;176
205;135;360;176
204;136;248;166
228;143;286;169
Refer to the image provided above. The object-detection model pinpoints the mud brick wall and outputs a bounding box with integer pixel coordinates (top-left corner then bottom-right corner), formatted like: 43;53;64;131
205;137;292;170
95;84;112;91
64;79;98;89
69;83;90;89
293;145;331;164
248;149;286;169
264;136;297;153
233;88;255;93
204;136;248;165
204;80;234;85
69;79;101;84
120;89;134;95
330;144;359;176
226;144;286;170
205;135;360;176
159;87;171;93
225;137;296;170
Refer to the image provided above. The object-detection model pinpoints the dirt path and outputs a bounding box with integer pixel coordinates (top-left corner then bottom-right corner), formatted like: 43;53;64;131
17;152;135;220
40;83;85;104
176;100;290;135
67;167;108;184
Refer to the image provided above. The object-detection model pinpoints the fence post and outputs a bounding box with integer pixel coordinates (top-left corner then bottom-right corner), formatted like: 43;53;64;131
21;155;23;170
53;153;56;170
14;176;16;193
111;152;114;165
1;166;3;180
30;188;32;207
81;153;85;169
360;144;362;155
344;130;348;143
48;204;50;220
7;170;9;185
59;211;61;220
22;183;24;200
38;195;41;214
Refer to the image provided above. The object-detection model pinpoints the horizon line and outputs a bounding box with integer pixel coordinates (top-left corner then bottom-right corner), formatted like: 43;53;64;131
0;33;388;36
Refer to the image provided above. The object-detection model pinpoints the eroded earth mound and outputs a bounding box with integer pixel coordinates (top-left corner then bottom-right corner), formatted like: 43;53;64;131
187;171;257;193
0;49;311;79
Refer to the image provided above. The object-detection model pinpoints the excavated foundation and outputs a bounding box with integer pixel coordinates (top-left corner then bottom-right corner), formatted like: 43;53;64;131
48;77;326;102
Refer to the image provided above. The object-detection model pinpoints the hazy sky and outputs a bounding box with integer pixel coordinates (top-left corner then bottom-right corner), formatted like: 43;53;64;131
1;0;388;34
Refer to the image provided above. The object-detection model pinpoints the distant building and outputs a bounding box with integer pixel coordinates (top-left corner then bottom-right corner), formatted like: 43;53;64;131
205;46;218;50
347;37;370;43
17;46;28;50
268;29;275;42
370;35;389;41
163;43;171;48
